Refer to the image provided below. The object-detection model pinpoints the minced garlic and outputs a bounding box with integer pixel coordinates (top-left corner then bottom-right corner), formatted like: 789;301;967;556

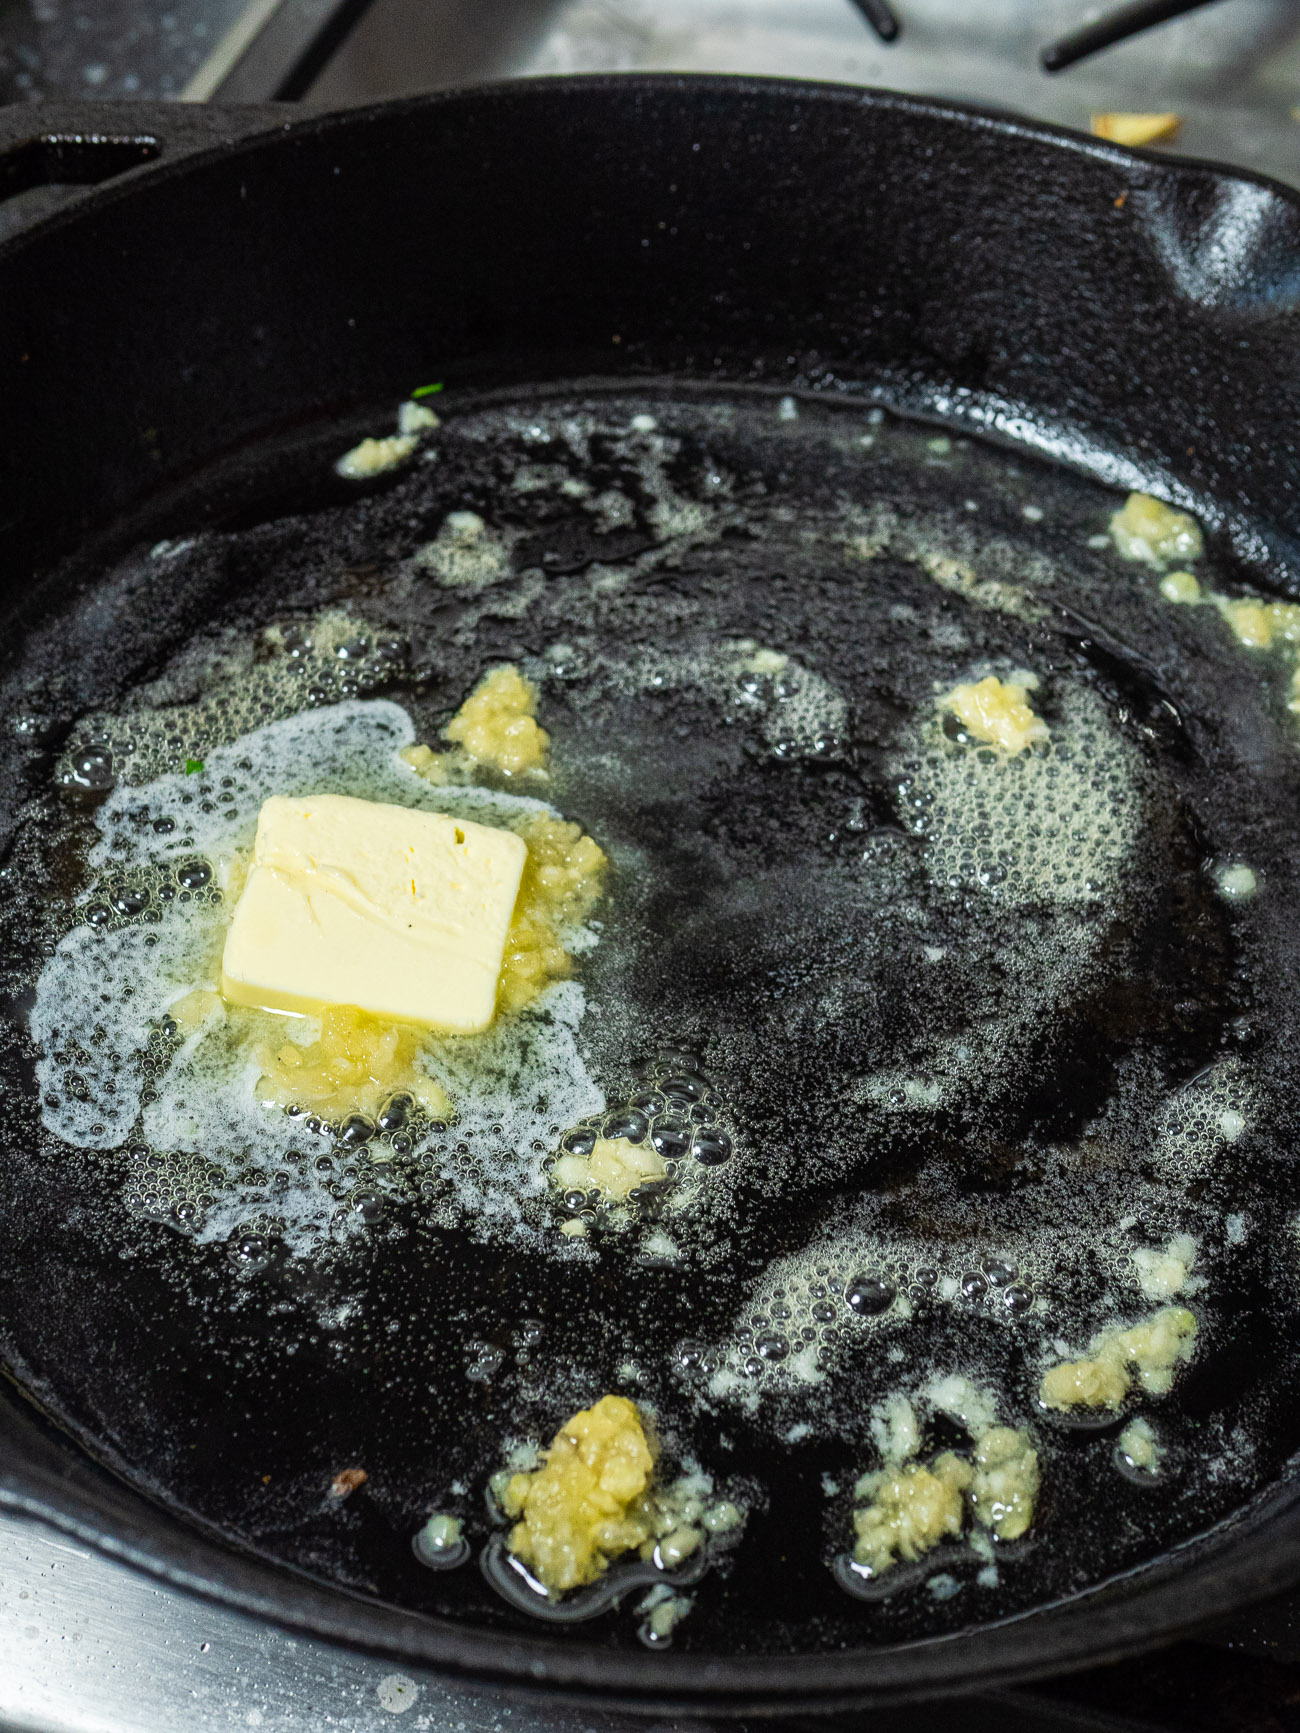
1109;492;1203;567
968;1426;1039;1541
1040;1352;1129;1410
1214;596;1300;651
851;1383;1041;1573
1116;1416;1164;1474
336;399;437;478
1151;550;1300;719
398;400;439;436
941;674;1049;754
501;1395;658;1594
403;666;550;783
254;1003;451;1123
852;1456;971;1574
1160;570;1201;604
1132;1233;1198;1301
335;433;419;480
1091;113;1181;147
1040;1305;1198;1411
498;1400;738;1596
498;814;607;1013
403;674;608;1015
554;1135;667;1202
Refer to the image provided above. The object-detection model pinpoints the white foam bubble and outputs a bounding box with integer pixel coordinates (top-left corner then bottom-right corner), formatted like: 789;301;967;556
583;638;848;768
1153;1061;1253;1179
871;1394;921;1462
60;610;408;791
895;683;1145;907
32;698;603;1255
32;908;221;1148
418;981;604;1239
925;1373;999;1437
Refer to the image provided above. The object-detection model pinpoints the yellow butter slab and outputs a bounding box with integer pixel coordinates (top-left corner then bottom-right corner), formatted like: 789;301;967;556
221;793;527;1034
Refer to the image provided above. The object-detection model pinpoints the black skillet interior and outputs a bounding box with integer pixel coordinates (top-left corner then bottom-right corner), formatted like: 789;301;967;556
3;78;1300;1711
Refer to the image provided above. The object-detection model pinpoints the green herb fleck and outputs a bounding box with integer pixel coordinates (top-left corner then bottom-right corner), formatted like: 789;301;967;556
412;382;444;399
185;758;204;775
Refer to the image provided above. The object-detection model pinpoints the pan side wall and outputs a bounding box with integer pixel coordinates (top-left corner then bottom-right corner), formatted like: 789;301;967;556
1;79;1299;596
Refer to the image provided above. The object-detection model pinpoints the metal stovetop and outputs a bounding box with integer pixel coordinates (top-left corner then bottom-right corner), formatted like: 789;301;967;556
4;3;1300;1730
313;0;1300;191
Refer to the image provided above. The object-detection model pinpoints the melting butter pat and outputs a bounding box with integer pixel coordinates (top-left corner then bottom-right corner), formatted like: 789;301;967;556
221;793;527;1034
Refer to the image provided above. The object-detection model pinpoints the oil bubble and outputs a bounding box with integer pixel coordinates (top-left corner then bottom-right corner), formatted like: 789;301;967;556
378;1093;412;1131
691;1127;731;1166
656;1048;702;1074
604;1109;649;1142
662;1074;706;1105
677;1339;714;1373
651;1119;691;1160
845;1276;895;1316
68;748;114;791
353;1190;384;1224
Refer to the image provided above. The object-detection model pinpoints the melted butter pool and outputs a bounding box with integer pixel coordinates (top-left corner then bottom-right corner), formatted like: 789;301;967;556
32;695;604;1253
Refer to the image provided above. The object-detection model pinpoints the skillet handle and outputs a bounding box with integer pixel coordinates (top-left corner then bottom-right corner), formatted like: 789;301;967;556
0;101;292;235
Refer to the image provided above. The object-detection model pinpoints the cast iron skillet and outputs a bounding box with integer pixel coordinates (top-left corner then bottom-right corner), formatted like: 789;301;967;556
2;76;1300;1715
